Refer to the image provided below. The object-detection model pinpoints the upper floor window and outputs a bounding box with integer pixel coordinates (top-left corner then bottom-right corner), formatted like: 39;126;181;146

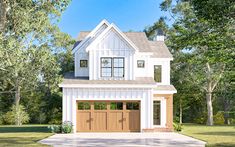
154;65;162;82
80;60;88;68
101;57;124;77
137;60;145;68
113;58;124;77
101;58;112;77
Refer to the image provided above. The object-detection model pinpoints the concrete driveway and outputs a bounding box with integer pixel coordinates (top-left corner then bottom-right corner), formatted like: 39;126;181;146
39;133;206;147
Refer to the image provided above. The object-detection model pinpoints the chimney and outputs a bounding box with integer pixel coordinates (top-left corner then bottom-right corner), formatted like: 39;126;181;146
153;29;165;41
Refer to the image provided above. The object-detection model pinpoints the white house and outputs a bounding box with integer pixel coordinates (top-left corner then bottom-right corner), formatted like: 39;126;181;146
59;20;176;132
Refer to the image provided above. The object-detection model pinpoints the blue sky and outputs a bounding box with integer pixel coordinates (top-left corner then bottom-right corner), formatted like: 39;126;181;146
58;0;166;39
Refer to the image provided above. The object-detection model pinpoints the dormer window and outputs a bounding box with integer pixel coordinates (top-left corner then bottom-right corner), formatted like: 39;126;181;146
80;60;88;68
101;57;124;77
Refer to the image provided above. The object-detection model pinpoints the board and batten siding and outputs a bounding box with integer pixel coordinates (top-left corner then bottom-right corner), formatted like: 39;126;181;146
62;87;153;132
75;29;136;80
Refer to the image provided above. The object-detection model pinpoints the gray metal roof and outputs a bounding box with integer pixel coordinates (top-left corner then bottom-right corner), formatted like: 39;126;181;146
74;31;173;58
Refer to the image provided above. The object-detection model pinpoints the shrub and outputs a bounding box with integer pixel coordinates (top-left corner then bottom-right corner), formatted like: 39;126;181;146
48;125;61;133
37;113;47;124
214;112;225;125
0;114;3;125
48;119;62;125
3;104;29;125
228;118;235;124
173;122;182;132
62;121;73;133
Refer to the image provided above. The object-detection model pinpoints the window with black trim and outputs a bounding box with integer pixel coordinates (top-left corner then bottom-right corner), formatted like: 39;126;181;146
80;60;88;68
100;57;124;77
113;58;124;77
101;58;112;77
137;60;145;68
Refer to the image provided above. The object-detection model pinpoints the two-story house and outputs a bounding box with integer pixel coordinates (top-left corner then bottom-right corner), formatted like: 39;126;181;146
59;20;176;132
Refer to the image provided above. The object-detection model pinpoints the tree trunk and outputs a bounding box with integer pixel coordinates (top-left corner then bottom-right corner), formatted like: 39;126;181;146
0;0;7;32
179;98;182;124
206;92;213;125
15;79;21;126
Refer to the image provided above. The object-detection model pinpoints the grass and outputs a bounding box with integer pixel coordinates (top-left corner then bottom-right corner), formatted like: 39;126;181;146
181;124;235;147
0;125;53;147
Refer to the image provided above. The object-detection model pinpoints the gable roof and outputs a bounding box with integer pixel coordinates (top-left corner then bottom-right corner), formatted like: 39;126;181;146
72;19;110;54
74;31;173;59
86;23;139;52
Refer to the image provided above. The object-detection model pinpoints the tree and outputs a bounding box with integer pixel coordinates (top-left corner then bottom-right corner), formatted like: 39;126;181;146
150;0;235;125
0;0;74;125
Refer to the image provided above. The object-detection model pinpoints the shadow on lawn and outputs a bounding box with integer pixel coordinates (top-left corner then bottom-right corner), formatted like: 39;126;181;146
0;126;50;133
196;131;235;137
208;142;235;147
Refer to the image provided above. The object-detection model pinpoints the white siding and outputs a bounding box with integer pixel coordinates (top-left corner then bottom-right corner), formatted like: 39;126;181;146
62;87;153;132
89;29;135;80
75;47;89;77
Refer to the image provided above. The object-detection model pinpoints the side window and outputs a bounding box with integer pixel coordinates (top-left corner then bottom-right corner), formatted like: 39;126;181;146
153;101;161;125
154;65;162;82
80;60;88;68
137;60;145;68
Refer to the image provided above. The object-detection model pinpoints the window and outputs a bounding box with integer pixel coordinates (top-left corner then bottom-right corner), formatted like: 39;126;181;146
153;101;161;125
113;58;124;77
77;102;90;110
137;60;145;68
110;102;123;110
94;102;107;110
154;65;162;82
101;58;112;77
126;102;139;110
80;60;88;68
101;57;124;77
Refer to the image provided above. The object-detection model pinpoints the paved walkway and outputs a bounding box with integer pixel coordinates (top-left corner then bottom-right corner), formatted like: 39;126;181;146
39;133;206;147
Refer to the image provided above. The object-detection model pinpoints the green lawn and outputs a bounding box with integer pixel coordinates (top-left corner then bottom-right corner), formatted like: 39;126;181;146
0;125;53;147
181;124;235;147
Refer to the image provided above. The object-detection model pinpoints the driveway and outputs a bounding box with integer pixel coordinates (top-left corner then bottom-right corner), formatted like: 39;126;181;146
39;133;206;147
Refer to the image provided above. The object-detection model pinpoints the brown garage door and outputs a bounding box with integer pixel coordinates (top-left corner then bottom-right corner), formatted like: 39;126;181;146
76;101;140;132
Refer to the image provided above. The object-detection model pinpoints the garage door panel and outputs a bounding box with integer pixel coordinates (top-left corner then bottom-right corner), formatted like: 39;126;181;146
127;111;140;131
109;112;123;131
77;111;91;131
93;112;107;131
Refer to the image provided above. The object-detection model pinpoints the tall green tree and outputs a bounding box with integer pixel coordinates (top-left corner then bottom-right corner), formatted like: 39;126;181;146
159;0;234;125
0;0;74;125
